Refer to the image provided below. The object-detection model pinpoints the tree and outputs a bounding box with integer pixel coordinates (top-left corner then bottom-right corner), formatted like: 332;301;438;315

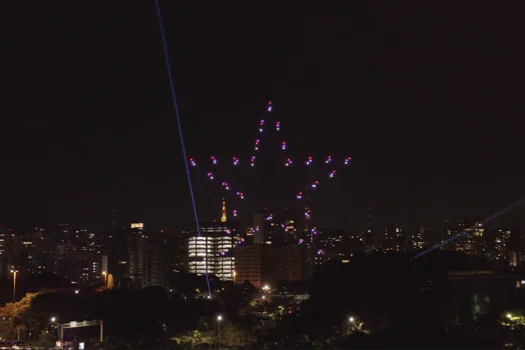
220;321;253;347
171;329;214;348
0;293;39;340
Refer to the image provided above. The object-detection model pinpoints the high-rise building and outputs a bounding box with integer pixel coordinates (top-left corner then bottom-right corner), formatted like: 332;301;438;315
235;244;306;287
234;245;262;286
0;228;12;278
128;223;146;286
381;224;404;252
253;210;272;244
55;251;107;284
273;210;298;244
184;222;239;280
108;226;131;283
142;237;168;288
453;221;484;255
410;227;426;250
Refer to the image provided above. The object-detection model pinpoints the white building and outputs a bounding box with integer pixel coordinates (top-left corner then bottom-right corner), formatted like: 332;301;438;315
184;222;238;281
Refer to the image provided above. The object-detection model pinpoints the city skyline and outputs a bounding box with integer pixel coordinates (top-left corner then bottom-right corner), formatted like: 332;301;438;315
4;2;525;348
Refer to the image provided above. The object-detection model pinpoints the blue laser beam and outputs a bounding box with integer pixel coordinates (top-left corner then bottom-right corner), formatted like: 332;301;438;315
155;0;212;296
415;197;525;259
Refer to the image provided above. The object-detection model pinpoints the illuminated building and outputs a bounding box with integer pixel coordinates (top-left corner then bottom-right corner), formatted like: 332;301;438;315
128;223;146;286
410;226;426;250
184;222;239;281
253;210;297;245
0;228;9;277
243;226;255;245
55;251;108;284
492;228;511;262
454;222;484;255
284;219;297;242
277;209;298;243
381;224;404;252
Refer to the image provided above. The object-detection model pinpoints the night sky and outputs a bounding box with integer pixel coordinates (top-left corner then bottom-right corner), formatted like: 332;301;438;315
4;2;525;233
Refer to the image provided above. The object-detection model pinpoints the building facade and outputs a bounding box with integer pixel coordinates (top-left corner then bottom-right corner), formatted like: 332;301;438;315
184;222;239;281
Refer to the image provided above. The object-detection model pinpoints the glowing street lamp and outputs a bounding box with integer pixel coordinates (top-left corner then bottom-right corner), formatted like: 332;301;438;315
50;316;60;340
10;270;18;302
216;315;223;349
346;316;356;336
102;271;107;288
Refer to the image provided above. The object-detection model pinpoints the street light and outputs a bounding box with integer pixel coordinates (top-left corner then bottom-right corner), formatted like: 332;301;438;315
10;270;18;302
74;290;79;295
216;315;222;349
102;271;107;288
50;317;59;340
347;316;355;336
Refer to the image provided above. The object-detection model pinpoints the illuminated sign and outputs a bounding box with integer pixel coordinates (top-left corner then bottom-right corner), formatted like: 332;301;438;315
130;223;144;229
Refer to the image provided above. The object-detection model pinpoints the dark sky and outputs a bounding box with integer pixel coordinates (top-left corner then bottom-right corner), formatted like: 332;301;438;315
4;2;525;233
